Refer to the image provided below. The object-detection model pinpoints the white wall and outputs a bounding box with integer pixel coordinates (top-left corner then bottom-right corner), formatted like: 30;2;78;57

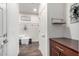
47;3;66;38
19;14;39;42
65;3;79;40
7;3;19;56
47;3;79;40
39;3;48;56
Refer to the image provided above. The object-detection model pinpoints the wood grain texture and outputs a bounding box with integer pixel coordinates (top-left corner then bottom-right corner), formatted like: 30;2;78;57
50;38;79;56
18;42;42;56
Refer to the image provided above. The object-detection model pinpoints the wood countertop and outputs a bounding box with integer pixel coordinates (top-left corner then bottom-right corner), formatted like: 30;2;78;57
50;37;79;53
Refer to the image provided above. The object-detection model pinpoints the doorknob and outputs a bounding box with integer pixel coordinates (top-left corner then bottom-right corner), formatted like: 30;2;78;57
3;39;8;44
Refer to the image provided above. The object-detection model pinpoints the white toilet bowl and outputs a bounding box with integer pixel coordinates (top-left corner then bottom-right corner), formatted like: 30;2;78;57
19;35;31;45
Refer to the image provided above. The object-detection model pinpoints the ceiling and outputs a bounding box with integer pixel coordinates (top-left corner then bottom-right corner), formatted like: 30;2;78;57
19;3;40;15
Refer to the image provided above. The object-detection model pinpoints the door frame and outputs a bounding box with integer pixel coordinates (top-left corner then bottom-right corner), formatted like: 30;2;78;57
0;3;7;56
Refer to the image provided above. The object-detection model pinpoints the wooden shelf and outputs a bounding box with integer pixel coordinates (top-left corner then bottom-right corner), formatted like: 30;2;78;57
52;22;66;24
51;18;65;24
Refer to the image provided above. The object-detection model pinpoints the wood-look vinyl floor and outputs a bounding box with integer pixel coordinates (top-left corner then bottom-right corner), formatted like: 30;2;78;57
18;42;42;56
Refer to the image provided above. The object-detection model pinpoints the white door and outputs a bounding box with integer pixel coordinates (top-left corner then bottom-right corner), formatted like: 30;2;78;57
0;3;8;56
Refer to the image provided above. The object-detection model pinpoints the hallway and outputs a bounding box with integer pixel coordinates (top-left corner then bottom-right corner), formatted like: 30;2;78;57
18;42;42;56
0;3;79;56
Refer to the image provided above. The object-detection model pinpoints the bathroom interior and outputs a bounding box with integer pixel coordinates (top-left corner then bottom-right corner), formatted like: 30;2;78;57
0;3;79;56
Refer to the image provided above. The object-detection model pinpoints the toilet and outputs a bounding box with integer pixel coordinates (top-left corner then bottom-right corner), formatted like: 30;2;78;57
19;35;31;45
